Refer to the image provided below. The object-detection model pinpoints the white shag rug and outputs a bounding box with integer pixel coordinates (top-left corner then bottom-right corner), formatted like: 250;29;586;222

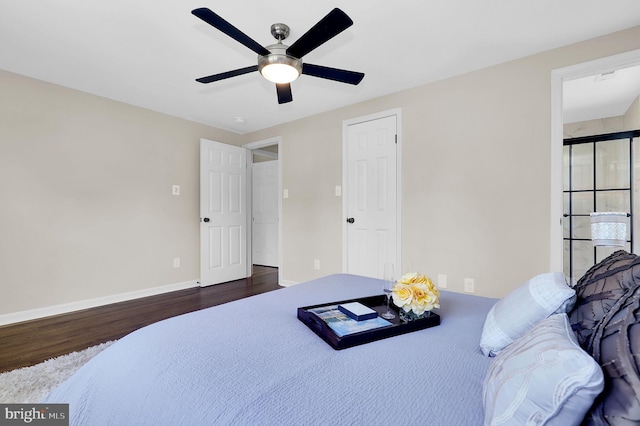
0;341;115;403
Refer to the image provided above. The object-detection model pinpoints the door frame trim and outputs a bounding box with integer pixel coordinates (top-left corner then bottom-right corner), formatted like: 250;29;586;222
550;48;640;273
243;136;283;281
341;108;403;274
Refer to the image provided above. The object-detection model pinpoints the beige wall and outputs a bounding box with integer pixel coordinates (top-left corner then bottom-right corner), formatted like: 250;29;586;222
625;95;640;128
0;69;240;315
2;26;640;318
564;117;626;138
564;95;640;137
247;25;640;298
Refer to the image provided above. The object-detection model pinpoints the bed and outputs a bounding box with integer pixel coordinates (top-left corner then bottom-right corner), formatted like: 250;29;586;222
43;274;496;425
44;262;638;425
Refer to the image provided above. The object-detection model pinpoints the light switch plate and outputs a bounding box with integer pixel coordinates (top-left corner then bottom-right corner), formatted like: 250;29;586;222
464;278;475;293
172;185;180;196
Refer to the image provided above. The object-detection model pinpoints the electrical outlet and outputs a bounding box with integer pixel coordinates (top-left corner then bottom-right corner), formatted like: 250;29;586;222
464;278;475;293
335;185;342;197
283;189;289;199
437;274;447;289
172;185;180;196
173;258;181;268
314;259;320;270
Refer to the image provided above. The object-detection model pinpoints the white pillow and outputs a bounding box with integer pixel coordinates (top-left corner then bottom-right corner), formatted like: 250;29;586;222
483;314;604;426
479;272;575;356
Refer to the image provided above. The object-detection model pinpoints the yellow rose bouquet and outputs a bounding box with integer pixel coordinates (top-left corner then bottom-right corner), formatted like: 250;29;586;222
391;272;440;321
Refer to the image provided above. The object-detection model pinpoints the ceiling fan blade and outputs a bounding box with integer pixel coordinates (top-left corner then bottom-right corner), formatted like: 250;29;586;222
192;8;270;56
196;65;258;83
286;8;353;59
276;83;293;104
302;63;364;85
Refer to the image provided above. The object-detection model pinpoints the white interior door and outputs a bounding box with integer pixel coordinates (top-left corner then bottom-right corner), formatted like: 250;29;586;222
252;160;279;267
345;114;398;279
200;139;248;286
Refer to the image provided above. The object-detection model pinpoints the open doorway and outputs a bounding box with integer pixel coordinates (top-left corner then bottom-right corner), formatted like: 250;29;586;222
550;49;640;279
251;145;279;267
244;137;282;283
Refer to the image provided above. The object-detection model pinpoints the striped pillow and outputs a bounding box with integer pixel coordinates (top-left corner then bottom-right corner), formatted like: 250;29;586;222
483;314;604;426
479;272;575;356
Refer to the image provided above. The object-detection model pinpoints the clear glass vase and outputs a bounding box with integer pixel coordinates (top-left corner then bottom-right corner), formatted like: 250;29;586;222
399;309;431;322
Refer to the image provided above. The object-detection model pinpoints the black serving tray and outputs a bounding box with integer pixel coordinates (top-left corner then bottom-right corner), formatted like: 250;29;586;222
297;295;440;350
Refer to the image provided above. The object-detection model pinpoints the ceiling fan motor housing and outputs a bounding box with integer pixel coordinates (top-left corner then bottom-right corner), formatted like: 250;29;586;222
270;23;290;41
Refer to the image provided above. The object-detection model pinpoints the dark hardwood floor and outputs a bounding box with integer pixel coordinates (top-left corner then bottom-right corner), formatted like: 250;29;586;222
0;266;280;373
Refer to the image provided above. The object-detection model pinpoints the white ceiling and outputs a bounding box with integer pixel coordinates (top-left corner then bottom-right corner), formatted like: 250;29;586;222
2;1;640;134
563;65;640;123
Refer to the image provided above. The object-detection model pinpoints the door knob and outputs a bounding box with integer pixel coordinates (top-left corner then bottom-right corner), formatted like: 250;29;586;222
203;217;210;223
346;217;355;224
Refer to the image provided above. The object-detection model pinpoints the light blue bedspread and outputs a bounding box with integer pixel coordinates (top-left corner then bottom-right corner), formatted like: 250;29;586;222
43;274;497;425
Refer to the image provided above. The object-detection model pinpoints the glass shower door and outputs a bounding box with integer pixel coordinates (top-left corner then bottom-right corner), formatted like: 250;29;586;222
563;133;634;283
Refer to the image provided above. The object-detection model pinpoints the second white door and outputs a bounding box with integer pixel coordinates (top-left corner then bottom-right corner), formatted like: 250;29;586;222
252;160;279;267
345;114;398;279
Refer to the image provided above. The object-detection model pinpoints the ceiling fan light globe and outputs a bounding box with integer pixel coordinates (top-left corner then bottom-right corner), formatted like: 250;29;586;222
261;64;299;83
258;53;303;84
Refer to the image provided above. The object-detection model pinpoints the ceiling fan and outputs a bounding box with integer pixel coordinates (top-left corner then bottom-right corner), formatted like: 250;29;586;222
191;7;365;104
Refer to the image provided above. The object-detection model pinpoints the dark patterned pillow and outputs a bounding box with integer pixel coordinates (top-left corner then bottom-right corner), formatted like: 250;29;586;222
582;284;640;425
569;250;640;351
576;250;637;289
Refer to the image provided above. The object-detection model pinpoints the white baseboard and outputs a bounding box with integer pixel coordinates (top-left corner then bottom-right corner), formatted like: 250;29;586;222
0;280;199;326
279;279;299;287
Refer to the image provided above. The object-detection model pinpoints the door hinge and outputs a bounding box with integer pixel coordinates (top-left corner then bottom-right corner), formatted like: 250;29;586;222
395;134;397;144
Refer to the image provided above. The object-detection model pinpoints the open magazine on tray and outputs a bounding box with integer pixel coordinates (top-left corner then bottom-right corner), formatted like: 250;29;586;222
307;304;391;337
